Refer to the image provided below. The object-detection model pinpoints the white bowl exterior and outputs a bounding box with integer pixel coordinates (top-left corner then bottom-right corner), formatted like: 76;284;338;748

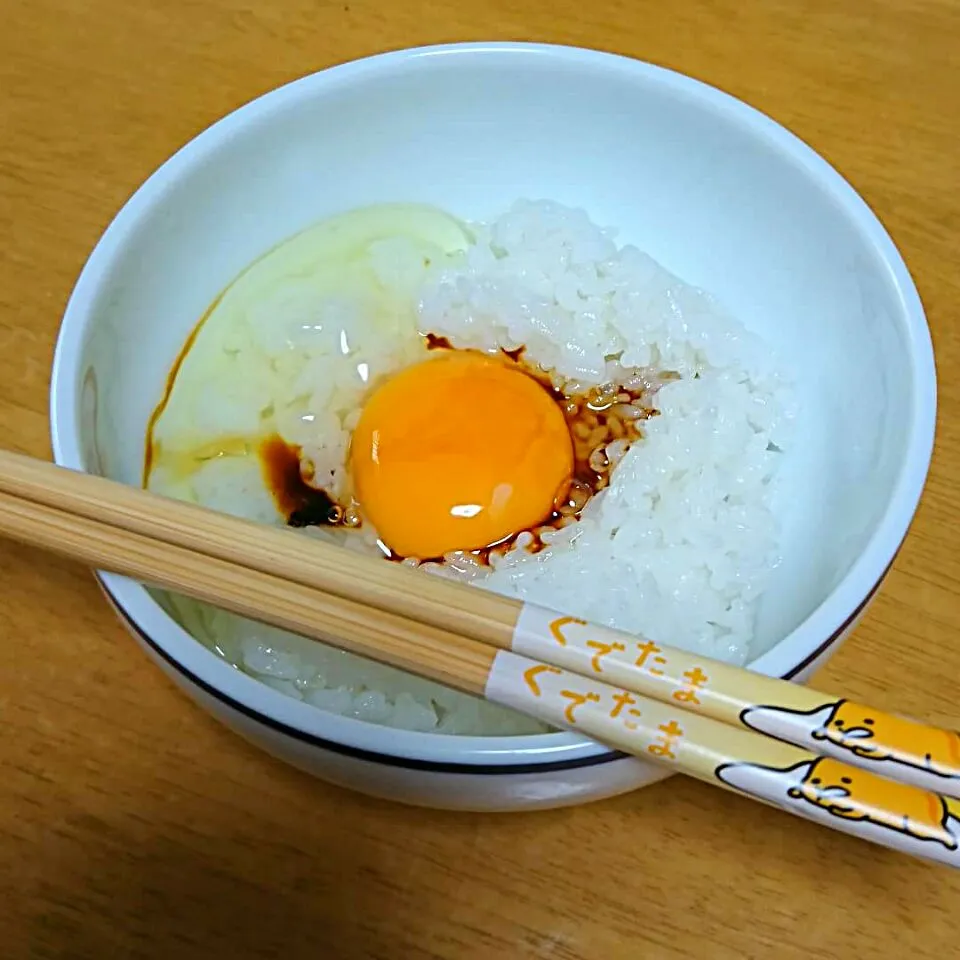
99;583;670;809
51;43;935;809
105;587;873;811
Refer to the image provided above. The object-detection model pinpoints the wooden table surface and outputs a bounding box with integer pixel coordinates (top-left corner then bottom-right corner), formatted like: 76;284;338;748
2;1;959;957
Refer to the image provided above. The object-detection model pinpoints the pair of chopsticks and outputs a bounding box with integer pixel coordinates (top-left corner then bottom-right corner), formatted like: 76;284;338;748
1;448;958;867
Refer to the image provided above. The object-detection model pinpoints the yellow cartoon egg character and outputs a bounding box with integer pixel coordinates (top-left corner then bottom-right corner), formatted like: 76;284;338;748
787;757;958;849
812;701;960;779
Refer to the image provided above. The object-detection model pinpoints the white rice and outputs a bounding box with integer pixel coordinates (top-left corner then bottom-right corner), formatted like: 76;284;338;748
149;199;793;735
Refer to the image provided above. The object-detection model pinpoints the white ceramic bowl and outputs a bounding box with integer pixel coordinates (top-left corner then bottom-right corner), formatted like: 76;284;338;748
50;42;936;812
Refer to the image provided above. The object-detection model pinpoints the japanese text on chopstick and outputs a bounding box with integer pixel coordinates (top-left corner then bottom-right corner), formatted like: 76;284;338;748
547;614;711;706
520;663;686;761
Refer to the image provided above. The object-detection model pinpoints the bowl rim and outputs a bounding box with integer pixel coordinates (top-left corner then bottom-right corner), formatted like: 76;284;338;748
50;40;937;772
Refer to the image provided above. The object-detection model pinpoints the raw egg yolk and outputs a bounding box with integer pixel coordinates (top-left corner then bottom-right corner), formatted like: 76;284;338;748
350;351;574;558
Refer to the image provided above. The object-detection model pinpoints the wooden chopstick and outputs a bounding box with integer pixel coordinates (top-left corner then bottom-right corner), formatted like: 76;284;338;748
0;488;495;695
0;450;518;646
1;451;959;867
1;449;956;803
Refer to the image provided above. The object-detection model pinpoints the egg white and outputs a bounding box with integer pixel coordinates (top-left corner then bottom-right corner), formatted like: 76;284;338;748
147;203;472;520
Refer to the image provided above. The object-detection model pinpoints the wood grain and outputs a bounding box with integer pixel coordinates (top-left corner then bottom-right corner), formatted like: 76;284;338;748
1;0;959;956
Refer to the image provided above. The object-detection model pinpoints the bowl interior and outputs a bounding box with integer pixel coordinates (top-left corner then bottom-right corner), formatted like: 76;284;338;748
56;44;924;689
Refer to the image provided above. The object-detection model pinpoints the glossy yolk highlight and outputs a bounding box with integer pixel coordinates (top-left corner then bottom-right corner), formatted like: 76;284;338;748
350;351;574;559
